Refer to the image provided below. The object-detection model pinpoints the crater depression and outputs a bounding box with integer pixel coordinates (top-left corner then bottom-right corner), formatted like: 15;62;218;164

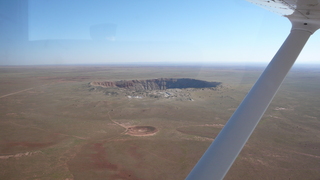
91;78;221;91
126;126;158;136
90;78;223;101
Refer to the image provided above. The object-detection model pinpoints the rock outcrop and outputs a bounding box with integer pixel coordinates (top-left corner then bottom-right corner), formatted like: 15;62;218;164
91;78;221;91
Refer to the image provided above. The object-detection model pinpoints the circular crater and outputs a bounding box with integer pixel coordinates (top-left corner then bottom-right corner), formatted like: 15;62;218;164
126;126;158;136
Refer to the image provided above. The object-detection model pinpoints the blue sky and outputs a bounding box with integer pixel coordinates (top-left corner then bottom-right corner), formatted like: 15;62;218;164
1;0;319;65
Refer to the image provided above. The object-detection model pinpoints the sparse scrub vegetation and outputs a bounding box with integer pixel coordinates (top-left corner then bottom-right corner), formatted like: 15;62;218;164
0;65;319;179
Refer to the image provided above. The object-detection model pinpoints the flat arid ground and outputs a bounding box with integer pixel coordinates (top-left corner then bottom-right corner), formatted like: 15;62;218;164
0;65;319;180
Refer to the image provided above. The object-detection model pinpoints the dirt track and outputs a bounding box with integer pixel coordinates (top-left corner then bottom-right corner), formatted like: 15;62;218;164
0;87;34;99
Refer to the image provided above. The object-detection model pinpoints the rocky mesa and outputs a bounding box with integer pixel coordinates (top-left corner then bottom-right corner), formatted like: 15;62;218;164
91;78;221;91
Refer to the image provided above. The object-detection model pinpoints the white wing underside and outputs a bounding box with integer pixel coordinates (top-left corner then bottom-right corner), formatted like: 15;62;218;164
247;0;320;20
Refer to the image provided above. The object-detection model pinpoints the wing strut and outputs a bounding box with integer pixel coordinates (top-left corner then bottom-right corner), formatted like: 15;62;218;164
186;20;319;180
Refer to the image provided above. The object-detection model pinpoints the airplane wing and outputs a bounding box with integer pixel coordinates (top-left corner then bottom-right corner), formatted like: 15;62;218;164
186;0;320;179
246;0;319;16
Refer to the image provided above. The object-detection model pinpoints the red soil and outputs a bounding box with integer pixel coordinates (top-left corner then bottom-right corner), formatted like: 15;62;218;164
6;142;55;148
68;143;144;180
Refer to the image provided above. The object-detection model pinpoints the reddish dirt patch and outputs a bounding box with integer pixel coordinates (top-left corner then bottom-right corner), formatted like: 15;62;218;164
91;143;118;170
1;141;58;154
68;143;144;180
5;142;55;148
126;126;158;136
111;169;142;180
1;133;64;154
128;146;143;159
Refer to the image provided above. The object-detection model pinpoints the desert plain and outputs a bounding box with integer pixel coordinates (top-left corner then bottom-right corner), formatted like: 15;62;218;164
0;65;319;180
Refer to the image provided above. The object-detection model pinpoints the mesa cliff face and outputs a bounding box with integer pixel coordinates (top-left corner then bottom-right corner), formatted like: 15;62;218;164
91;78;221;91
